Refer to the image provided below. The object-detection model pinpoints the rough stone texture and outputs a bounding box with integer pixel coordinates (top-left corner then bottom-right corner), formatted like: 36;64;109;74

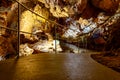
0;8;8;35
20;44;34;56
76;0;88;14
91;53;120;72
20;4;50;39
91;0;119;13
0;0;12;7
81;3;101;19
32;40;62;53
0;36;16;57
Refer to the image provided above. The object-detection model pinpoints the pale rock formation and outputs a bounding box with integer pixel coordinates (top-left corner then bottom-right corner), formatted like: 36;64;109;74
63;17;97;39
97;12;109;24
20;4;49;39
32;40;62;53
20;10;34;38
0;56;5;61
64;43;80;54
82;20;97;33
38;0;88;17
19;44;34;56
63;21;80;38
78;17;89;29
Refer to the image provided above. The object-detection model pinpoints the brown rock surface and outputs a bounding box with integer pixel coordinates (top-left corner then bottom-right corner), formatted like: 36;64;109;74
76;0;88;14
81;3;101;19
91;53;120;72
0;36;16;57
91;0;119;13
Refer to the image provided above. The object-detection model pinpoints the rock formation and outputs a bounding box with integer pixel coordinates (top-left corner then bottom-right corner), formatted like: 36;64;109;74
92;0;119;13
0;0;119;58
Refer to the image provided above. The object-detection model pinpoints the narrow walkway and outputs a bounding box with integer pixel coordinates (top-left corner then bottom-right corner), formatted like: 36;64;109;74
0;51;120;80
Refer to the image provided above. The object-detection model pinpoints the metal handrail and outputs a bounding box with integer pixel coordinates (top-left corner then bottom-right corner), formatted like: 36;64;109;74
13;0;82;33
0;26;33;35
14;0;65;28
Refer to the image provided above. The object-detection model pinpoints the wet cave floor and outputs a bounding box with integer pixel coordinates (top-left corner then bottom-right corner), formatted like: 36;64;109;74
0;51;120;80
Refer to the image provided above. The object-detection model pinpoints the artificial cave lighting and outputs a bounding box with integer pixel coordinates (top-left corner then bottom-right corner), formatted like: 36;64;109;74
0;0;120;60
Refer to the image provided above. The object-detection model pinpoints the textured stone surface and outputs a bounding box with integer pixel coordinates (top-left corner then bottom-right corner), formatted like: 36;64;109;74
91;0;119;13
0;36;16;57
32;40;62;53
76;0;87;14
19;44;34;56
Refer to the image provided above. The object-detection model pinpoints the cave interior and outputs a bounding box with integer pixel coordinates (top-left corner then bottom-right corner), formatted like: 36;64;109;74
0;0;120;65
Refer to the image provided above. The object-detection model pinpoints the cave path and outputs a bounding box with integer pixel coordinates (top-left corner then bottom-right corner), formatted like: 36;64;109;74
0;50;120;80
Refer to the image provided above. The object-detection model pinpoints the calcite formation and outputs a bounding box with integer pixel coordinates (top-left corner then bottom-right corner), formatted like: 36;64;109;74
19;44;34;56
62;17;97;39
32;40;62;53
0;56;5;61
97;13;109;24
38;0;88;17
20;4;50;39
62;20;80;38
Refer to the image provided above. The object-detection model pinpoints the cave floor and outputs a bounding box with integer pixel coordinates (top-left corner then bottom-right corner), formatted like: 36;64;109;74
0;51;120;80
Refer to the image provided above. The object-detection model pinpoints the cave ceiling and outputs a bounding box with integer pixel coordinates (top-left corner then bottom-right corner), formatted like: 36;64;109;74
0;0;120;40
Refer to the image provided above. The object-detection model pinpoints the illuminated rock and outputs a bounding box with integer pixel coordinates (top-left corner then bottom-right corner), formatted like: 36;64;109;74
82;21;97;33
20;10;34;39
0;56;5;61
38;0;88;17
33;4;49;23
63;21;80;38
19;44;34;56
78;17;89;29
20;4;50;39
63;17;97;39
63;43;82;54
0;46;6;57
32;40;62;53
97;13;109;24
